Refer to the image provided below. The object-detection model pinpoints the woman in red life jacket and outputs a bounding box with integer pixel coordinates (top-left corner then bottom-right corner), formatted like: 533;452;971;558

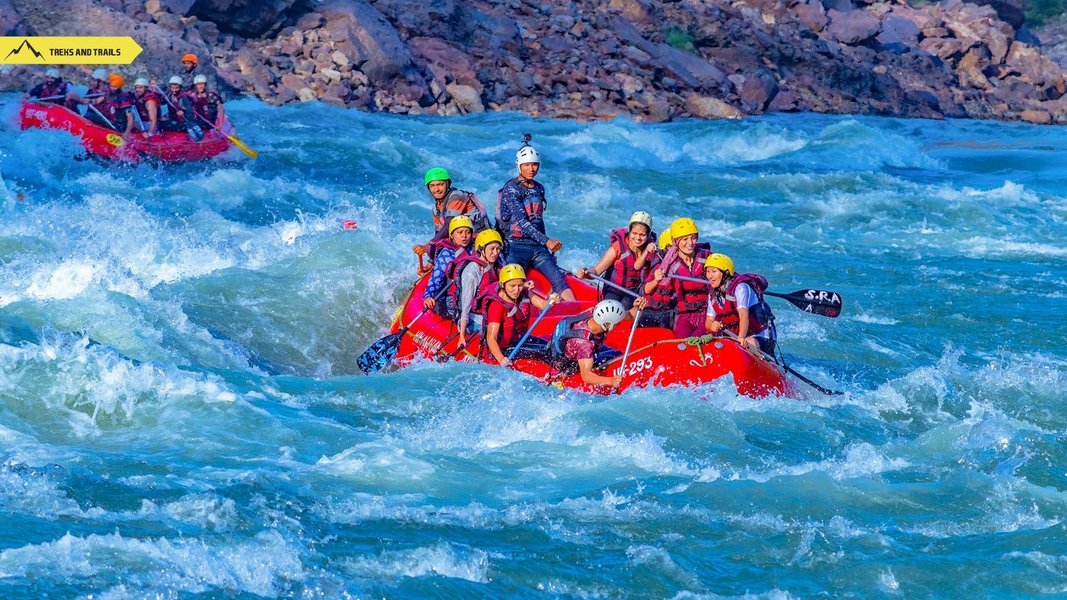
482;264;556;367
451;229;505;348
132;78;160;138
704;253;778;355
643;217;711;338
423;216;475;312
576;211;658;310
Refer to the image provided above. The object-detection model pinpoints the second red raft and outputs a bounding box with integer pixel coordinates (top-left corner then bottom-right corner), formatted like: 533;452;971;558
19;100;234;163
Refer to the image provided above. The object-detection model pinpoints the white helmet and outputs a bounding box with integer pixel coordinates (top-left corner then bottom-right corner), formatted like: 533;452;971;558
628;210;653;230
592;300;627;331
45;68;60;78
515;144;540;166
92;68;107;80
193;74;207;84
168;75;183;85
134;77;149;87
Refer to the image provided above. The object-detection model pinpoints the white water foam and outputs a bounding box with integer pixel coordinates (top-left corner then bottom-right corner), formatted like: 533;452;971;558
342;542;490;583
0;530;305;596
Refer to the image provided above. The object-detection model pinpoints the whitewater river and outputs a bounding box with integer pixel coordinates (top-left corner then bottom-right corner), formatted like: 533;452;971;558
0;96;1064;597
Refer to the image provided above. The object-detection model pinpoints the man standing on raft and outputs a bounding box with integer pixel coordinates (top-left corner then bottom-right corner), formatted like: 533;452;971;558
496;134;576;302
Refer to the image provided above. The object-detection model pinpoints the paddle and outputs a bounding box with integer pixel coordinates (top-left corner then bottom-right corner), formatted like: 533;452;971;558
581;271;641;299
614;307;643;394
357;282;451;374
506;300;555;362
86;103;117;130
723;330;842;396
31;93;103;102
666;273;842;318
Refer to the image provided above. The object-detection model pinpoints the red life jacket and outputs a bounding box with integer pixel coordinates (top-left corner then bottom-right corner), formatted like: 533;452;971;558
496;178;546;240
445;254;501;317
425;236;465;265
711;273;773;335
479;289;533;352
188;90;222;124
31;80;68;103
134;90;161;122
98;90;133;126
671;249;712;313
606;227;659;292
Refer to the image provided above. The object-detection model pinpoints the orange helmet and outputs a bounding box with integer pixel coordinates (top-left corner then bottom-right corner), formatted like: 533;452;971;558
182;53;198;64
108;74;125;87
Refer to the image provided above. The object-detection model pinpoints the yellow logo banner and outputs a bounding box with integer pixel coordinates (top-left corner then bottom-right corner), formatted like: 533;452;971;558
0;37;143;65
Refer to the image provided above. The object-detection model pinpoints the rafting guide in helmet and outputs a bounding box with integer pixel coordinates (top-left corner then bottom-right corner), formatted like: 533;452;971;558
496;134;577;302
577;210;659;310
413;167;491;259
704;253;778;355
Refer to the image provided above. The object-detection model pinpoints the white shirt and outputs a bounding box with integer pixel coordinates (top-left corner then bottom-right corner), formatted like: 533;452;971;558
708;282;771;339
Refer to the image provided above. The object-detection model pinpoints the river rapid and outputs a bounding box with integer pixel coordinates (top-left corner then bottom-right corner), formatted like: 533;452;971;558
0;96;1064;597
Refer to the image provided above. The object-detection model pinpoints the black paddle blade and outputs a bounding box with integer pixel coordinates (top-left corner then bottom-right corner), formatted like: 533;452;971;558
767;290;843;318
357;332;402;374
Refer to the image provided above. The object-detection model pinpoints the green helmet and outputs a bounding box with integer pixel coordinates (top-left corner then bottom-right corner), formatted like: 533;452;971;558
424;167;451;186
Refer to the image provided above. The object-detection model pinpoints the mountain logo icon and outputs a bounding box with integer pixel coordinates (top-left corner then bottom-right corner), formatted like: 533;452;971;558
4;39;45;62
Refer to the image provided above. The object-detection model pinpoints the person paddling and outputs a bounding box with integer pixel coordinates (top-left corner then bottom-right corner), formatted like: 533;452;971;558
704;253;778;354
643;217;711;338
89;74;134;135
132;78;160;138
24;69;71;107
496;135;576;302
187;75;225;130
481;264;557;367
423;216;475;314
577;211;658;309
451;229;505;348
552;299;643;389
413;167;490;259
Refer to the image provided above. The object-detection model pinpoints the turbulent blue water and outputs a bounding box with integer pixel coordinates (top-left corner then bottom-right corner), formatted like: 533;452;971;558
0;94;1064;597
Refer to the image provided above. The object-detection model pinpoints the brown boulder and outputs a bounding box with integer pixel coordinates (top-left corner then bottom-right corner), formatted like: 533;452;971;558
793;0;828;33
740;72;779;113
876;16;920;53
445;83;485;113
685;94;743;119
1020;109;1052;124
319;0;413;85
826;9;881;45
409;37;482;92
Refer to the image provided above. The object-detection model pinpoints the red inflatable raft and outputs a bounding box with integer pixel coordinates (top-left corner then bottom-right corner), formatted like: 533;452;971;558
18;100;233;163
383;270;798;398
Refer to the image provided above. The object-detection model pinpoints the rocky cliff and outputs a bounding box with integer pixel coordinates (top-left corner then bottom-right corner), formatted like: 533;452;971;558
3;0;1067;124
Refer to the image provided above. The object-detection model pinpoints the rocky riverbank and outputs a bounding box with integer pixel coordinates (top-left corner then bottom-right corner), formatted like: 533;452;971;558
3;0;1067;124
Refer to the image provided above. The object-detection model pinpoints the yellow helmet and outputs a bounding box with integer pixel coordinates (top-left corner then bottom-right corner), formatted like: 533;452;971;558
658;227;673;251
670;217;698;240
704;253;734;276
448;216;474;236
499;263;527;284
474;229;503;252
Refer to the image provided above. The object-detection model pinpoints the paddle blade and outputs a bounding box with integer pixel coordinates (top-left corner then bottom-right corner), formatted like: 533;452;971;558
357;332;402;373
767;289;843;318
227;134;258;159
